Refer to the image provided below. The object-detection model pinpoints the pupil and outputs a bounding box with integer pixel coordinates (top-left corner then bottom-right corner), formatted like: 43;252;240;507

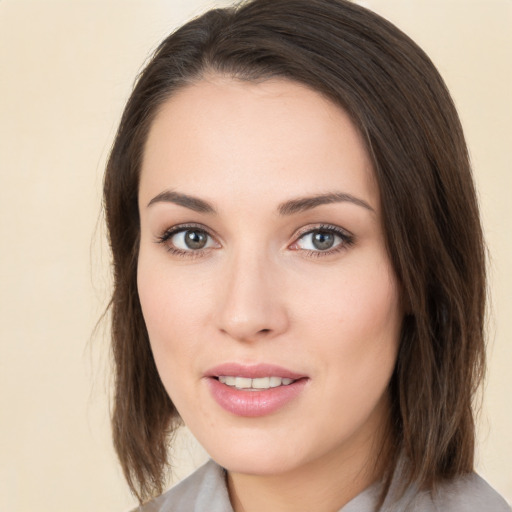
312;231;334;250
185;230;207;249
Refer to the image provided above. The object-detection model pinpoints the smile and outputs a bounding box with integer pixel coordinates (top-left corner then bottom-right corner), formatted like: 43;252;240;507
217;376;295;390
205;364;308;417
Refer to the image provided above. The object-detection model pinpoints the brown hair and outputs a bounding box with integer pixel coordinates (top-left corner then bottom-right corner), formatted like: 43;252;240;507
103;0;486;505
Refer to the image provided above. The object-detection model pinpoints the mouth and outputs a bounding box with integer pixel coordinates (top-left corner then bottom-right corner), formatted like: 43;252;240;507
205;363;308;416
215;375;297;390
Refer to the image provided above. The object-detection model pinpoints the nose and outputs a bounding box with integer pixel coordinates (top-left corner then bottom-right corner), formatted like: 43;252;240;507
214;251;289;342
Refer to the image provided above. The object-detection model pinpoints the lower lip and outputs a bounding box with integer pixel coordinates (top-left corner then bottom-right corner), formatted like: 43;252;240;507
206;378;308;417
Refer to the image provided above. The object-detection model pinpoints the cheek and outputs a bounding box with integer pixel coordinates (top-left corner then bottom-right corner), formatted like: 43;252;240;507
302;267;401;441
297;258;402;389
298;259;401;338
137;256;204;371
138;247;208;332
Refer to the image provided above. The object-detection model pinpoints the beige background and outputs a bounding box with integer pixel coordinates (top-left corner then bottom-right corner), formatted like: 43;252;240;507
0;1;510;510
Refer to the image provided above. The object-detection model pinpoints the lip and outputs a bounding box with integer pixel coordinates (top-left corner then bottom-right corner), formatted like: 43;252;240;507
205;363;306;380
204;363;309;417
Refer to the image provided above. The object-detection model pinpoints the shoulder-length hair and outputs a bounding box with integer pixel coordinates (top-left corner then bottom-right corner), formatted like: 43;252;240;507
103;0;486;504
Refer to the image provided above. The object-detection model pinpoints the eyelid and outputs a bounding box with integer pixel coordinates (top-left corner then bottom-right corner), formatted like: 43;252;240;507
154;222;354;258
289;223;355;254
155;222;221;255
157;222;207;240
292;223;352;240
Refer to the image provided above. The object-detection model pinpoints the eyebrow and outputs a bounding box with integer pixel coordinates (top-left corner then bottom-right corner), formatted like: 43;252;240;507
147;190;216;213
147;190;374;215
278;192;374;215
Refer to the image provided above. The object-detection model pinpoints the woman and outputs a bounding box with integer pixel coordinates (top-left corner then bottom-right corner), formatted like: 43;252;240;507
103;0;510;510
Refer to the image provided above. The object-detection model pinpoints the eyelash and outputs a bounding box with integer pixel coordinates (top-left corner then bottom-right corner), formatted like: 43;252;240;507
155;223;355;259
292;224;355;258
156;223;215;259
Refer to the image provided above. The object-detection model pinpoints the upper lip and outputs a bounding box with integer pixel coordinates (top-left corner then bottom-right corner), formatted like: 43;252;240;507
205;363;306;380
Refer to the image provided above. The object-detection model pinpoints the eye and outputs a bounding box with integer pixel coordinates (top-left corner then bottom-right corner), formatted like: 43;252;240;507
291;225;354;254
157;225;218;254
173;229;212;250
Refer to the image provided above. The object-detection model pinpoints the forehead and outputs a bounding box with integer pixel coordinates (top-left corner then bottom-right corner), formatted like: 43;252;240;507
139;77;378;212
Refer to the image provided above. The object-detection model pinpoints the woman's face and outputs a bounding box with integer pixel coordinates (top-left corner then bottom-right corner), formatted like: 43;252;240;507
137;77;403;478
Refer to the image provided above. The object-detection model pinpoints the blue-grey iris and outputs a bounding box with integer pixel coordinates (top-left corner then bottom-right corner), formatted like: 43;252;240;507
312;231;335;250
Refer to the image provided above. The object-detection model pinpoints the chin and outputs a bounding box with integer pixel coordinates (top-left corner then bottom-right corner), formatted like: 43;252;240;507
193;427;305;476
213;449;303;477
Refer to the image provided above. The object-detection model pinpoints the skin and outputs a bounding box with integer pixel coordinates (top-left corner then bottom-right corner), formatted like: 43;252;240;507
137;76;403;512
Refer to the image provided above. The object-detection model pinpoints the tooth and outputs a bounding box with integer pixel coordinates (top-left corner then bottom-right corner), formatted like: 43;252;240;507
252;377;270;389
235;377;252;389
269;376;282;388
219;375;296;389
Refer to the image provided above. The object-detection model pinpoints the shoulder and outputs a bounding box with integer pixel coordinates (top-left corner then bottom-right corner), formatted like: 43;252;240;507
379;469;511;512
132;460;233;512
428;473;511;512
392;473;511;512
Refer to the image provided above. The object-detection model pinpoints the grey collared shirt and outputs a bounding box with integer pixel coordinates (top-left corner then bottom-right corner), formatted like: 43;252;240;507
135;459;511;512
